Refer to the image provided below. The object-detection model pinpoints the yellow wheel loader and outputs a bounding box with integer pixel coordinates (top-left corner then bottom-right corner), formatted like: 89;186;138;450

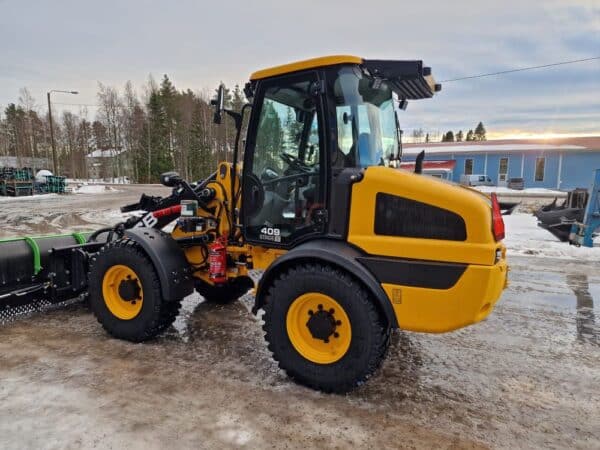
0;56;508;393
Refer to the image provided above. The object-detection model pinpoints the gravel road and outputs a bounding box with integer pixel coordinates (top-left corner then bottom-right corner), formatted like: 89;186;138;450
0;187;598;449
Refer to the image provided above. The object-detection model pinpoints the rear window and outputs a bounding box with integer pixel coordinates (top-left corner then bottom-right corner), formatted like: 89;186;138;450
479;176;486;182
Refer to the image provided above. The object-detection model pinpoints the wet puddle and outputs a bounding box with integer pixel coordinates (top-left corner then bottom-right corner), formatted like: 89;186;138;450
508;268;600;344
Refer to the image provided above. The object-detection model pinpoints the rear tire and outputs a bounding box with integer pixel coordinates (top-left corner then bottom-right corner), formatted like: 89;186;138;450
262;263;390;393
88;239;181;342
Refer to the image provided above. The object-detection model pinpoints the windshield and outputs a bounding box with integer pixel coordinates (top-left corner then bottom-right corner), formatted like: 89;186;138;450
326;66;400;169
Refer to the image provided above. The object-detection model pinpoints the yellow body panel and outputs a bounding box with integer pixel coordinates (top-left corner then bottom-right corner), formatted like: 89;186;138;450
250;55;363;81
349;166;500;265
348;166;507;332
383;260;508;332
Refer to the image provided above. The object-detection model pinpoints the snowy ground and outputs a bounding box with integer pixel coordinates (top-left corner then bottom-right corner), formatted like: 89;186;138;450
72;184;120;195
0;193;59;203
504;213;599;261
0;186;599;449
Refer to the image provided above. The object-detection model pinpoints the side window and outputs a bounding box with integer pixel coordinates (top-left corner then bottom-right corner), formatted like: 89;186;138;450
244;75;323;245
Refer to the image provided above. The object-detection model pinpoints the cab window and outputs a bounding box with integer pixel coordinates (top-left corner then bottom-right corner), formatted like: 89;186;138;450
244;74;323;245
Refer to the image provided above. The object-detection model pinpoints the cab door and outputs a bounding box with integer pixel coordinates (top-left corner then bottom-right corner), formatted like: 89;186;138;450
242;71;326;248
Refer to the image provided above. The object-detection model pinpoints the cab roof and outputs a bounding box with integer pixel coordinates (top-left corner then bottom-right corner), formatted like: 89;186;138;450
249;55;363;81
249;55;441;99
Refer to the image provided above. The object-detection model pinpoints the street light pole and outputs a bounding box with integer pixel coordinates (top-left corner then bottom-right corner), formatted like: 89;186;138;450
47;89;78;174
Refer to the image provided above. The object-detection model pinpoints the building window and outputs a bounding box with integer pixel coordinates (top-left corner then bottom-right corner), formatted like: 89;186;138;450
464;159;473;175
499;157;509;182
535;157;545;181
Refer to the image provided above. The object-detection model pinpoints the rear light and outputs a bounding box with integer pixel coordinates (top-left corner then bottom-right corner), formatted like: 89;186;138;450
490;193;505;241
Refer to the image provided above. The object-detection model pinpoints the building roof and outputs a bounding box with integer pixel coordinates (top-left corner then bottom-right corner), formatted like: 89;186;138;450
403;136;600;155
399;160;456;172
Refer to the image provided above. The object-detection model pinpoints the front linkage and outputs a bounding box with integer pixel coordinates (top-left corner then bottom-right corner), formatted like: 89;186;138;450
0;173;215;314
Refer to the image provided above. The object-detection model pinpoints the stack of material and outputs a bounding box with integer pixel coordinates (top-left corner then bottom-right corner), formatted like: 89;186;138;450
0;167;34;196
44;175;66;193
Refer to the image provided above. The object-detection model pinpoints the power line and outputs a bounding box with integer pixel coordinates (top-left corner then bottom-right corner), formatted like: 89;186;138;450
441;56;600;82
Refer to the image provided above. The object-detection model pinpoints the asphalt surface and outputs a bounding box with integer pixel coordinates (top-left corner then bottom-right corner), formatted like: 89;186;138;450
0;187;599;449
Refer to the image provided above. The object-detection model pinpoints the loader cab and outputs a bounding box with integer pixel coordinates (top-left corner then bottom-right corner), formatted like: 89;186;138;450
242;56;440;248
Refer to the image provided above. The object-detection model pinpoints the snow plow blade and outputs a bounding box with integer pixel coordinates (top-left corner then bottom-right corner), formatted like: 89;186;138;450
0;233;97;319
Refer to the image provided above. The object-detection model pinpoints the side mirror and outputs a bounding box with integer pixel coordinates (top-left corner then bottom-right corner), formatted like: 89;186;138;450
160;171;181;187
211;84;225;124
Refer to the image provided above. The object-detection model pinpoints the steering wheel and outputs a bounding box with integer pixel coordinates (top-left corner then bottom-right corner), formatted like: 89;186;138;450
280;152;311;173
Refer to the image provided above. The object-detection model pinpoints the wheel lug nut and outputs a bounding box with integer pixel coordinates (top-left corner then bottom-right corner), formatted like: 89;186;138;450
336;320;342;326
131;301;136;305
308;309;314;316
318;304;323;310
324;338;329;343
329;308;335;314
334;332;339;338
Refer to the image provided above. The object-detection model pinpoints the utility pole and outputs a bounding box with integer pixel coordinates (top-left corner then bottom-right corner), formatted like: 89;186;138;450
47;90;78;174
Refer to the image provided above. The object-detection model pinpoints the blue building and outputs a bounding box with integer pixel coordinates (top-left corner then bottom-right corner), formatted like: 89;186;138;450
402;137;600;190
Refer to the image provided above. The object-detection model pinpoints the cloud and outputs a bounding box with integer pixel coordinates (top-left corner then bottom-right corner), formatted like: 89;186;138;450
0;0;598;136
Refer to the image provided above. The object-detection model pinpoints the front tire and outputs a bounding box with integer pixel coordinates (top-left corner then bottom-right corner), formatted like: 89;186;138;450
88;239;181;342
263;264;390;393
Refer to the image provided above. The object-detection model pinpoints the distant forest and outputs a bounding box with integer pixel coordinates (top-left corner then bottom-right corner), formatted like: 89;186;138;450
0;76;245;182
1;78;489;182
409;122;487;144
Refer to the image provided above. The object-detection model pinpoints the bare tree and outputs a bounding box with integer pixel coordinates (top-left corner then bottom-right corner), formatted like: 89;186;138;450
18;87;37;162
97;83;123;181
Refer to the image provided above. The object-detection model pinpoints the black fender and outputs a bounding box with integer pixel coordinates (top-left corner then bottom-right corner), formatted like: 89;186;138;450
124;228;194;301
253;239;398;328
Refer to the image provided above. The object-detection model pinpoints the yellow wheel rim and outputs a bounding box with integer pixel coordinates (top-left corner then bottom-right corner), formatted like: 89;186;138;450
286;292;352;364
102;265;144;320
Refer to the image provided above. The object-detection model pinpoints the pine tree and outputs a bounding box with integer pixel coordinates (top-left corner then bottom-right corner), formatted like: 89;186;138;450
474;122;486;141
146;90;171;180
255;101;283;171
456;130;463;142
466;129;474;141
441;131;454;142
425;133;429;143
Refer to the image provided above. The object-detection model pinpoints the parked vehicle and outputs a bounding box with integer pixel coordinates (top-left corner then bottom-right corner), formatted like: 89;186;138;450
507;177;525;190
460;174;494;186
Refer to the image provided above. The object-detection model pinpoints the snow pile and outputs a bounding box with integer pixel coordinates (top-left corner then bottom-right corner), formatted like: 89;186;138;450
68;177;130;184
0;193;59;203
35;169;53;183
73;184;118;194
504;213;599;261
475;186;565;196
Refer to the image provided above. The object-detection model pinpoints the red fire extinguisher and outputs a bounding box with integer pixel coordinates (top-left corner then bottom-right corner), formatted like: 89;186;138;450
208;237;227;284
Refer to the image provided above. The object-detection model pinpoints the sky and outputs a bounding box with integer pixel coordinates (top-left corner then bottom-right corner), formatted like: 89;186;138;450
0;0;598;140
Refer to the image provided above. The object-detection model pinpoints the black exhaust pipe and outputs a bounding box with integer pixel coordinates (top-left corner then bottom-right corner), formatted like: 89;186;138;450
415;150;425;174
